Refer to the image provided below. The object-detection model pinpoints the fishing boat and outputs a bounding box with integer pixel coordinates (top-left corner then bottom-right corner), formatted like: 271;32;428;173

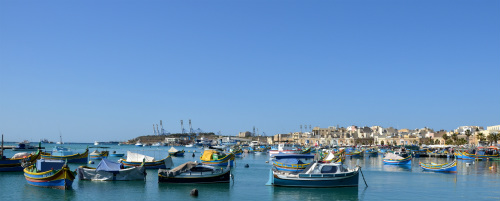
0;151;41;172
200;149;235;166
231;148;243;157
364;149;378;157
23;159;76;190
158;161;231;183
269;144;302;157
89;149;109;160
12;141;38;151
120;151;174;169
109;151;125;157
267;161;361;188
345;149;362;157
77;158;146;181
419;160;457;173
41;147;89;163
185;144;194;148
135;141;143;147
273;158;311;172
168;147;185;157
383;152;412;165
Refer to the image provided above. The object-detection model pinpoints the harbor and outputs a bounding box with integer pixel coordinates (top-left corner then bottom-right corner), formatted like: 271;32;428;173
1;142;500;200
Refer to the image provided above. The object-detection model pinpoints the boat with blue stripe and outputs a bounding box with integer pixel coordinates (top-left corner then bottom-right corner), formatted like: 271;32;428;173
420;160;457;173
23;159;76;190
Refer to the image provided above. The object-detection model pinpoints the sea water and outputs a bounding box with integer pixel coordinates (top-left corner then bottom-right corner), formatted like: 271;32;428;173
1;144;500;201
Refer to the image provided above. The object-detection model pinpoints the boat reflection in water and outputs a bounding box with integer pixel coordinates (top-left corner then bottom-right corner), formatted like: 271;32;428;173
273;186;359;201
382;164;411;172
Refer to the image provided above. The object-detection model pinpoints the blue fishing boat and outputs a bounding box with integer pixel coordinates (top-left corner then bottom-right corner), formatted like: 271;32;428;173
419;160;457;173
383;152;412;165
267;161;361;188
364;149;378;157
23;159;76;190
109;151;125;157
0;150;41;172
200;149;235;167
41;147;89;163
89;149;109;160
168;147;185;157
273;158;311;172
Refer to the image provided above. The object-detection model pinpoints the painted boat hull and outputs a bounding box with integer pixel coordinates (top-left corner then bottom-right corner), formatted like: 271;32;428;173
420;162;457;173
121;157;171;169
0;151;41;172
24;165;75;190
383;156;412;165
271;171;359;188
201;153;235;167
41;149;89;163
158;169;231;183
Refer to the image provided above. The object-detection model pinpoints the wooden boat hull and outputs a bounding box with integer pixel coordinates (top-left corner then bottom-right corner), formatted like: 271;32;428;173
41;149;89;163
201;153;235;167
0;151;41;172
121;158;169;169
77;166;146;181
24;165;75;190
109;154;125;157
271;170;359;188
273;161;309;172
158;169;231;183
419;161;457;173
383;156;412;165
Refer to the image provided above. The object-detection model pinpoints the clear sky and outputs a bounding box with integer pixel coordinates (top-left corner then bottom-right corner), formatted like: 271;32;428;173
1;0;499;142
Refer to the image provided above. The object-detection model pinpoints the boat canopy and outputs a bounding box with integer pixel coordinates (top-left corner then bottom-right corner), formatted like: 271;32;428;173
126;151;154;162
97;158;123;172
168;147;179;153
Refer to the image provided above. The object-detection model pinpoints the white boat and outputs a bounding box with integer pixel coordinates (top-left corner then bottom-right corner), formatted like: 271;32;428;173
94;141;100;146
152;142;163;146
269;144;302;157
135;141;143;147
78;158;146;181
185;144;194;148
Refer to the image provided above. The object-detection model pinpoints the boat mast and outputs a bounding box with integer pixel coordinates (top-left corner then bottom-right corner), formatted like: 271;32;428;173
1;134;3;158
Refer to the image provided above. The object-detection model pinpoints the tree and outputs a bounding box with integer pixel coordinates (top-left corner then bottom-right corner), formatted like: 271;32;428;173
451;133;458;144
477;132;485;144
442;134;449;144
434;139;440;145
381;140;385;146
487;133;499;146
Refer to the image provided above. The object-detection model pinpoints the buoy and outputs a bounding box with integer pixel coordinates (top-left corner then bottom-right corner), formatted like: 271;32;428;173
190;188;198;196
192;153;195;157
265;161;269;163
88;161;94;164
245;164;249;168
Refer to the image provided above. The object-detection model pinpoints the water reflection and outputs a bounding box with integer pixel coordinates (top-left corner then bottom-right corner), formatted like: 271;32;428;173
273;186;359;201
22;184;76;201
382;164;411;172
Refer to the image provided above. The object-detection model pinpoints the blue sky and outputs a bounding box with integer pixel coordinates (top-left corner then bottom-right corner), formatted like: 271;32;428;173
1;0;499;142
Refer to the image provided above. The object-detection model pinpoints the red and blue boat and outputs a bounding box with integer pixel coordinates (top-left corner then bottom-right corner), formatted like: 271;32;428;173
23;159;76;190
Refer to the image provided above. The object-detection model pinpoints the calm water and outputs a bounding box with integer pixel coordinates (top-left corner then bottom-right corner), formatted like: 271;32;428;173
2;144;500;201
